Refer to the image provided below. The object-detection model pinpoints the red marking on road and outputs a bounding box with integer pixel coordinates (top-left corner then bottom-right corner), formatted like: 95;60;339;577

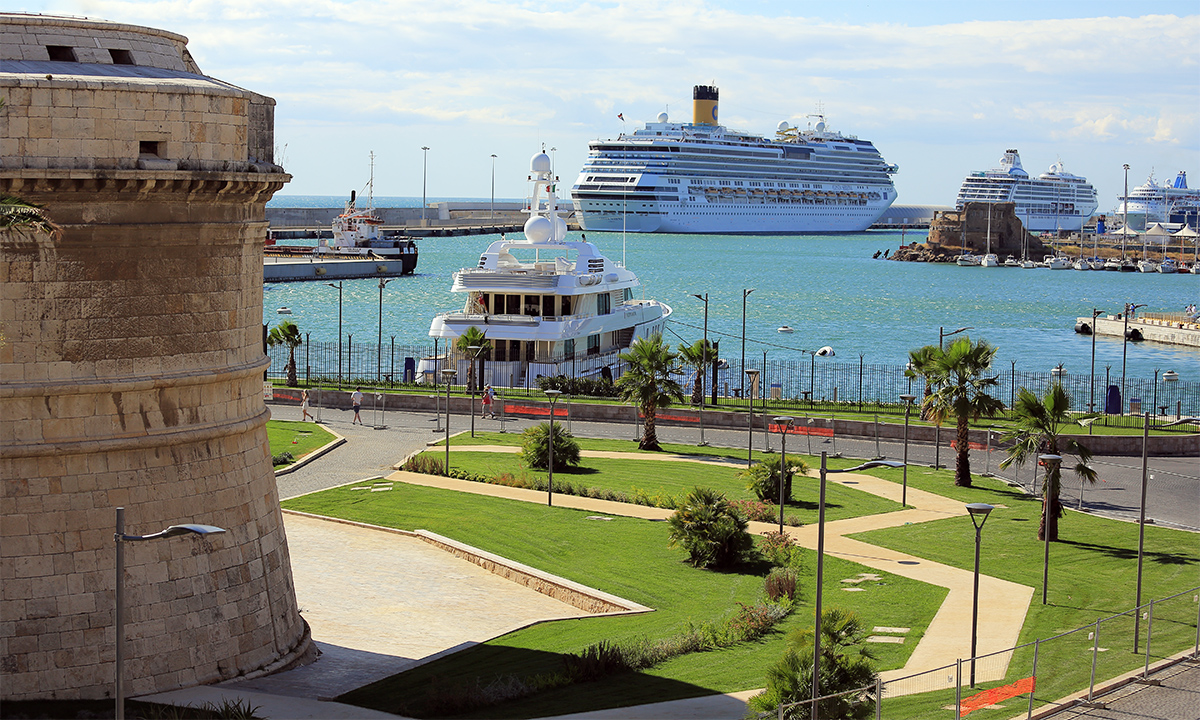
767;423;833;437
504;404;567;417
960;676;1035;717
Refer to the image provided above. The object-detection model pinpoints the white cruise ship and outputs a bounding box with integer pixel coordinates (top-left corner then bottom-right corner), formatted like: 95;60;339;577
570;85;898;234
1116;171;1200;231
427;151;671;387
955;150;1098;233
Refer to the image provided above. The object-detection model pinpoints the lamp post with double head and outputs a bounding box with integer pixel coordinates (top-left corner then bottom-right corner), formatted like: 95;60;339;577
442;368;456;474
490;154;497;222
692;293;709;445
1089;308;1104;421
377;278;395;382
774;417;794;534
900;394;917;506
421;146;430;225
115;509;226;720
1038;453;1062;604
966;503;994;687
545;389;563;506
812;456;906;714
745;369;759;467
324;281;343;388
1121;303;1146;411
741;288;754;398
939;325;972;351
467;345;484;437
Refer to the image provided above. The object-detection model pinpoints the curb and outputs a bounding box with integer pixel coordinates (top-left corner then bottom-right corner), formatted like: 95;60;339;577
274;424;346;476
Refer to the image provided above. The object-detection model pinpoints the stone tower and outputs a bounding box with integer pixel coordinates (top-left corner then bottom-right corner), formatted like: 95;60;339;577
0;14;308;701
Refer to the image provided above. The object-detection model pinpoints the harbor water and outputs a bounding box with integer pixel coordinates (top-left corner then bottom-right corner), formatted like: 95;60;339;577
263;228;1199;387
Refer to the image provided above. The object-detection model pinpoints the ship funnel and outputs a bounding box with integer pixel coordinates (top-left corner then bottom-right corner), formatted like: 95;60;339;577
693;85;718;125
350;190;356;203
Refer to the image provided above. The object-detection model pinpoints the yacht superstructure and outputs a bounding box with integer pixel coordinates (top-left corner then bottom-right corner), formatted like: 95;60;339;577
570;85;898;234
955;150;1098;233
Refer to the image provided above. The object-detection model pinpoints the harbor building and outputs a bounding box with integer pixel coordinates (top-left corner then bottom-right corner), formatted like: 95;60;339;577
0;13;308;702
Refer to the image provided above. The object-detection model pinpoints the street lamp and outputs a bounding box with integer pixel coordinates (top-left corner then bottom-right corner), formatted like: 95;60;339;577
1038;453;1062;604
421;146;430;225
745;369;759;467
1089;309;1104;421
813;455;905;712
441;368;455;474
545;389;563;506
1134;411;1150;652
1122;163;1131;259
324;281;343;388
966;503;995;687
1121;303;1146;411
741;288;754;397
490;154;497;222
467;344;485;438
692;293;709;446
114;508;225;720
900;394;917;506
377;278;395;382
939;325;972;351
773;417;795;534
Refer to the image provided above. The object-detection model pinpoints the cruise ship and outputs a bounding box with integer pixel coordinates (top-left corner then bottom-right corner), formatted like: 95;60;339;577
954;150;1098;233
570;86;898;234
1116;171;1200;231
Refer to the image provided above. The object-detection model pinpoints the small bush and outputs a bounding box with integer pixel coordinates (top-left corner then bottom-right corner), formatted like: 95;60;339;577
520;422;582;471
729;499;803;527
402;454;444;475
765;567;800;602
271;451;294;466
760;530;804;568
536;374;620;398
562;640;629;681
667;487;755;569
741;455;810;504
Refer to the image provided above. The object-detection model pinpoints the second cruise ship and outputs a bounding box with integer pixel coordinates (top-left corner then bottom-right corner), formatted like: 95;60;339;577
954;149;1098;233
570;85;898;234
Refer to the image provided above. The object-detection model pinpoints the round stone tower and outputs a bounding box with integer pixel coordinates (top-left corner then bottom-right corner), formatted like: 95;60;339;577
0;13;308;701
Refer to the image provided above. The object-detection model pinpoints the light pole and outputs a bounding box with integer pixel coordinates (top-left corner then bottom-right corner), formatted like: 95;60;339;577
467;344;484;438
939;325;972;351
442;368;455;474
966;503;994;687
1038;453;1062;604
1134;411;1150;652
324;281;343;388
1089;308;1104;421
745;369;759;467
377;278;395;382
115;508;225;720
692;293;709;445
1122;163;1130;258
900;394;917;506
490;154;497;222
421;146;430;225
545;389;563;506
774;416;795;534
741;288;754;397
813;455;906;713
1121;303;1146;411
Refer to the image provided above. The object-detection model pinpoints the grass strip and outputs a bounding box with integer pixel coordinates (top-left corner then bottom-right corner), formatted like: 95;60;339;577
266;420;335;467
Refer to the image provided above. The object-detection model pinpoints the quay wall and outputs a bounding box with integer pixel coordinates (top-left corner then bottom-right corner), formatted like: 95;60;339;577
1079;316;1200;349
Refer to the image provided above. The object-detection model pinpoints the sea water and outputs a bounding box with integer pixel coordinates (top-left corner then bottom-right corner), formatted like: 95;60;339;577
262;228;1199;383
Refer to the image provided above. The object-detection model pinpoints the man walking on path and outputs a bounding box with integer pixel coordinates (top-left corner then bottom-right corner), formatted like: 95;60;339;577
351;387;363;425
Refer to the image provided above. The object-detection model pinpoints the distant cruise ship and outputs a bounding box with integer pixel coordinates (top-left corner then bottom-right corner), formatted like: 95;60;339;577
1116;171;1200;230
570;85;898;234
955;150;1098;233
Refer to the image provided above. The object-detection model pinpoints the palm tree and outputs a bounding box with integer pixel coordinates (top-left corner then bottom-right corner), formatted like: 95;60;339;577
615;333;684;451
908;337;1005;487
1000;384;1097;541
904;344;938;420
1;195;62;239
455;326;492;392
677;338;715;406
267;319;304;387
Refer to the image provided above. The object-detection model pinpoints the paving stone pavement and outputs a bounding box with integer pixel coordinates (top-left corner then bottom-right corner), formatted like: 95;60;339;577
1038;660;1200;720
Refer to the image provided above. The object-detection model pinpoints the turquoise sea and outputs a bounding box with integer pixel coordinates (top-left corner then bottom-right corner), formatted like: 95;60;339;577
263;226;1199;383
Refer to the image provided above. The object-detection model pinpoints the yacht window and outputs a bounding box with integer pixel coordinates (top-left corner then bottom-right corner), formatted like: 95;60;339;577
524;295;541;316
587;334;600;356
506;294;520;314
542;295;554;317
561;296;572;315
525;341;535;361
623;288;633;302
598;293;612;315
565;338;575;357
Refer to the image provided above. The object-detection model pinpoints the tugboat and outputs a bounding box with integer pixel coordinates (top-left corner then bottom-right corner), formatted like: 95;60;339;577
426;149;672;387
316;153;418;274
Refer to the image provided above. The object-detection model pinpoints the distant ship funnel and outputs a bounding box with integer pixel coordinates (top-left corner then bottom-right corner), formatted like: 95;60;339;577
693;85;718;125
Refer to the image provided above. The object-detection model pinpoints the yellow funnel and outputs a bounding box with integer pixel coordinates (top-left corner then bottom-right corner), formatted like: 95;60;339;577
693;85;718;125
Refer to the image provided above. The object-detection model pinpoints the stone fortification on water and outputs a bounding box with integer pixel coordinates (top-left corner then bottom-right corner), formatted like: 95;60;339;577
0;13;307;701
892;201;1048;262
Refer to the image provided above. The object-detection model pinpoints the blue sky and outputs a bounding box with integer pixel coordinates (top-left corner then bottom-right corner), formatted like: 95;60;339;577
21;1;1200;210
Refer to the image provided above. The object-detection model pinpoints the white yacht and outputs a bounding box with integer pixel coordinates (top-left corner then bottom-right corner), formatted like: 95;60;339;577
427;151;671;387
570;85;898;234
955;150;1098;232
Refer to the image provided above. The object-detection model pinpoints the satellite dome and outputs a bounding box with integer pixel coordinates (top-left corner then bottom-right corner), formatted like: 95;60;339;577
778;121;790;132
523;215;553;243
657;112;669;123
815;121;826;132
530;152;551;174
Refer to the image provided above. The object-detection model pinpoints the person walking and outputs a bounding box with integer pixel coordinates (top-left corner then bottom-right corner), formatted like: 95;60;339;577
301;389;313;422
351;387;363;425
482;384;495;418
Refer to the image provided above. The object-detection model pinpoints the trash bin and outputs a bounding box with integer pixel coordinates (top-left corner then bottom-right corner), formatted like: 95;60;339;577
1104;385;1121;414
1129;398;1141;414
770;383;782;400
403;357;416;383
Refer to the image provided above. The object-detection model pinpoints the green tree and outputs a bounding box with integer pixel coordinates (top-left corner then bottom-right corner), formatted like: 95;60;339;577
677;338;715;406
455;326;492;392
1;195;62;239
519;421;581;472
267;319;303;387
748;608;879;719
907;337;1005;487
667;487;754;569
741;455;810;504
999;384;1097;541
615;333;684;451
904;344;938;420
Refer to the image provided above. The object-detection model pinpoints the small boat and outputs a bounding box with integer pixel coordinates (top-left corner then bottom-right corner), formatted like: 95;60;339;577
1044;256;1072;270
1073;259;1090;271
1003;255;1021;267
1158;259;1178;274
1088;257;1106;271
778;326;795;334
1020;259;1038;269
277;307;293;314
956;253;981;267
1120;258;1138;272
1137;259;1159;273
980;253;1000;267
1103;257;1122;271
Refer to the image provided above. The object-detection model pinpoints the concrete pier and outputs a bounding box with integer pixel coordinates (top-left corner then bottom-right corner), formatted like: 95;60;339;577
1076;314;1200;348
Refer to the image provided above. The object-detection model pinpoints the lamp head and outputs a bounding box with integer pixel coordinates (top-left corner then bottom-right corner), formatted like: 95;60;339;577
966;503;994;517
774;416;795;427
440;368;456;380
162;524;226;538
544;389;562;398
692;293;706;301
900;394;917;404
467;345;480;351
745;369;759;378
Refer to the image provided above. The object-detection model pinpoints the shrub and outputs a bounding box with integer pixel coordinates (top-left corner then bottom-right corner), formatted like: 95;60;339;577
760;530;804;568
765;566;800;602
562;640;629;681
729;499;803;527
536;374;621;398
667;487;754;569
519;422;582;471
402;453;444;475
271;451;294;466
741;455;810;504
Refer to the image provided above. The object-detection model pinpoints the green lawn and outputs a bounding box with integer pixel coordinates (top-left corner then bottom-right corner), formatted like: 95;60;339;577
267;420;335;467
283;483;943;718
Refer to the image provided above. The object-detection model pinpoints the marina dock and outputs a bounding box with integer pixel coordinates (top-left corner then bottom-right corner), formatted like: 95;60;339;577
1076;312;1200;348
264;254;412;282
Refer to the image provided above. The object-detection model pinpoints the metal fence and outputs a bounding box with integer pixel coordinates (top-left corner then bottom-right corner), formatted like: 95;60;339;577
267;340;1200;423
754;586;1199;719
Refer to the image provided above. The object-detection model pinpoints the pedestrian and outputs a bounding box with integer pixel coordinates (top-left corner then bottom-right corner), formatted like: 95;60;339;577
351;387;363;425
482;384;495;418
301;389;313;422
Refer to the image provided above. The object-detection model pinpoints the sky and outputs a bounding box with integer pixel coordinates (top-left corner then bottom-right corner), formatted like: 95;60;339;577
20;1;1200;210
